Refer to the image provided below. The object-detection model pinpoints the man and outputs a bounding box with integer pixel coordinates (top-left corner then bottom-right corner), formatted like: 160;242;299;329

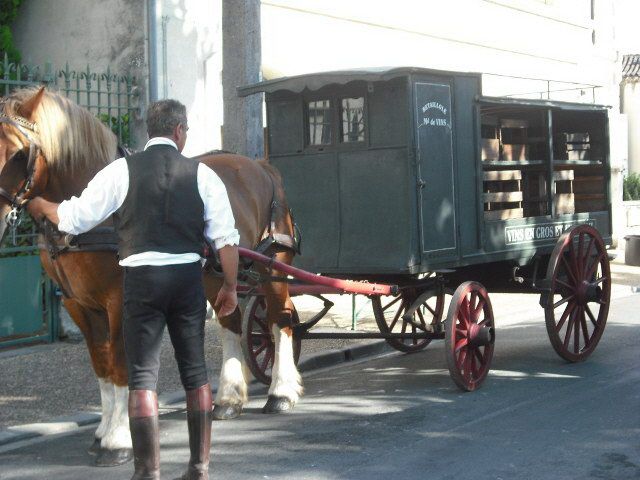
27;99;238;480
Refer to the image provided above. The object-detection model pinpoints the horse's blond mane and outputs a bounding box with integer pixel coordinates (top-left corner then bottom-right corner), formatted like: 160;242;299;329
5;88;117;174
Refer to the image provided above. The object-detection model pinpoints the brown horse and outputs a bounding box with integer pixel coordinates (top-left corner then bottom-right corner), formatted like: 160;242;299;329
0;88;303;466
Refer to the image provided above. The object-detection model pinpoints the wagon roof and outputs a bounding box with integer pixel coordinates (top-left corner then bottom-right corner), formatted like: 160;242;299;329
237;66;481;97
479;95;610;111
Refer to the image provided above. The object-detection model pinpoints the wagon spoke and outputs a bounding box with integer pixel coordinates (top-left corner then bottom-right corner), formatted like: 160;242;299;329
253;341;268;357
424;302;437;317
388;300;405;331
553;294;574;309
576;233;585;279
561;255;578;286
454;338;468;353
584;304;598;327
585;252;604;281
580;313;590;348
411;324;417;344
556;279;573;290
472;299;485;323
416;309;428;329
464;351;473;381
583;236;595;276
260;349;273;372
474;347;484;365
555;301;575;333
574;306;581;354
457;347;467;369
563;312;575;349
382;295;403;312
460;297;470;327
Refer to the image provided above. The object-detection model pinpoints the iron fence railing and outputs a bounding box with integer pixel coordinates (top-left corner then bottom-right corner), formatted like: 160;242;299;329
0;53;139;254
0;53;139;148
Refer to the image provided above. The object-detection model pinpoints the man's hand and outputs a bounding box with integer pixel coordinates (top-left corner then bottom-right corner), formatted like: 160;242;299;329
26;197;60;225
214;283;238;318
214;244;239;318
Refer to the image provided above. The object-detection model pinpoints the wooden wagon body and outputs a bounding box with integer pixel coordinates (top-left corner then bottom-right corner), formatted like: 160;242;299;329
239;67;611;283
237;67;613;391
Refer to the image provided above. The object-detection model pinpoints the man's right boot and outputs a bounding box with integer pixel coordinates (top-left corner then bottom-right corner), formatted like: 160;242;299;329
129;390;160;480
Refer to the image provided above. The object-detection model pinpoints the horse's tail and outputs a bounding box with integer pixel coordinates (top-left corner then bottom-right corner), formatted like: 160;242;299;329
256;159;301;255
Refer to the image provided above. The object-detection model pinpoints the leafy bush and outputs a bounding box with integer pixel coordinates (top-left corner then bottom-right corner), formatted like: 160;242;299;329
623;173;640;201
0;0;23;64
99;112;131;147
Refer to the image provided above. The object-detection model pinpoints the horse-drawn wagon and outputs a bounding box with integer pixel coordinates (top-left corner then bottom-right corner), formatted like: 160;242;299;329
235;67;612;391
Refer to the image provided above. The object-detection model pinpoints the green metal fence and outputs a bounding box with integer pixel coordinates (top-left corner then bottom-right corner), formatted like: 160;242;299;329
0;53;139;348
0;53;139;147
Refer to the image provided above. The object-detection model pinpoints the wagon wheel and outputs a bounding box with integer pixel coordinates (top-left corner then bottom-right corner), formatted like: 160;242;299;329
444;281;495;392
372;286;450;353
543;224;610;362
241;295;302;385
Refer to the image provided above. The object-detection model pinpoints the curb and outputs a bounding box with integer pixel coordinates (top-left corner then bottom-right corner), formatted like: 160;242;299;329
0;339;391;448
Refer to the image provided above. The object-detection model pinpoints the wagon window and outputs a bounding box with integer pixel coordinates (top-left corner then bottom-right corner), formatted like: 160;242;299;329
340;97;365;143
307;100;332;145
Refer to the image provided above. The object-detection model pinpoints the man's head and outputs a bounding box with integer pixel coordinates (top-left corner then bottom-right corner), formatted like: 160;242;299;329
146;99;189;152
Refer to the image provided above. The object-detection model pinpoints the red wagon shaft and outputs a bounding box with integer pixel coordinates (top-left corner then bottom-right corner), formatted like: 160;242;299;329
238;247;398;296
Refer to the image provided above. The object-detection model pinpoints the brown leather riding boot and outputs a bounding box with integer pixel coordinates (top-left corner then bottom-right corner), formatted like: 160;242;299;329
129;390;160;480
175;384;213;480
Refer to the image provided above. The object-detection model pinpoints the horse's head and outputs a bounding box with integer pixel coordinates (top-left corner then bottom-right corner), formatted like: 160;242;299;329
0;88;49;242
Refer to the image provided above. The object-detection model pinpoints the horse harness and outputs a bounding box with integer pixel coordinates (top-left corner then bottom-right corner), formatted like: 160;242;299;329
0;103;41;235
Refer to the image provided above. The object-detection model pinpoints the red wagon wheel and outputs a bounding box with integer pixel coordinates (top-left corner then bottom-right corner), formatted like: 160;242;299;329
444;281;495;392
543;224;610;362
372;287;450;353
241;295;302;385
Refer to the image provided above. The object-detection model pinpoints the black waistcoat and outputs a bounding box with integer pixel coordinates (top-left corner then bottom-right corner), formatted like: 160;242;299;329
114;144;205;259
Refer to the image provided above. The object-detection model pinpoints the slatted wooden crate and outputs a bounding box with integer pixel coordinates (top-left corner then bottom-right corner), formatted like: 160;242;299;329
483;170;523;220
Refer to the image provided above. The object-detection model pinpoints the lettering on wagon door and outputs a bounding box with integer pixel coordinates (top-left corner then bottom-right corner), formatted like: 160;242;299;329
504;221;595;245
419;101;450;128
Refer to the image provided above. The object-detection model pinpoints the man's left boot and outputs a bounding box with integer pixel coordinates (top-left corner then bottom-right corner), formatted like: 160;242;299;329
175;384;213;480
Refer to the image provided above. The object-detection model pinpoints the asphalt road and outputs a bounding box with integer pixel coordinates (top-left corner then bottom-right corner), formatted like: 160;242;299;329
0;281;638;480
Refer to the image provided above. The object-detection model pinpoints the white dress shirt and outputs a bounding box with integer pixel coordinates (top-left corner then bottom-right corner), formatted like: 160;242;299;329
57;137;240;267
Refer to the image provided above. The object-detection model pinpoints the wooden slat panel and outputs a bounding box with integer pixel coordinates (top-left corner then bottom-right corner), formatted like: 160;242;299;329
553;170;574;181
483;208;524;221
483;191;523;203
555;193;575;215
483;170;522;181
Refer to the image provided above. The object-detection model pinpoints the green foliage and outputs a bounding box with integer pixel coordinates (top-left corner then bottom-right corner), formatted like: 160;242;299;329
0;0;22;64
623;173;640;201
98;112;131;147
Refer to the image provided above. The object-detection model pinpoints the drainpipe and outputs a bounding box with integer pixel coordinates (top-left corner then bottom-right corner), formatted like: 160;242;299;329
147;0;158;102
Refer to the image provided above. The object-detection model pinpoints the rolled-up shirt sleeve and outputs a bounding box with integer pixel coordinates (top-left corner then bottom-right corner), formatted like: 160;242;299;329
57;158;128;235
197;163;240;249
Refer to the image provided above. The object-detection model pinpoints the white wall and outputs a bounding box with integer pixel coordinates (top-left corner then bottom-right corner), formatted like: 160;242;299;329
151;0;224;157
261;0;618;106
12;0;147;80
622;82;640;174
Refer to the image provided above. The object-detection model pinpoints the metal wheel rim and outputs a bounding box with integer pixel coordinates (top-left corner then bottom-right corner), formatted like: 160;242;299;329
241;296;301;385
372;287;447;353
444;281;495;392
544;224;611;362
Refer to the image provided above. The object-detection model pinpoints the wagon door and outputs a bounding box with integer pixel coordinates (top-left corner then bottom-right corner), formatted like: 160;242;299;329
414;80;458;263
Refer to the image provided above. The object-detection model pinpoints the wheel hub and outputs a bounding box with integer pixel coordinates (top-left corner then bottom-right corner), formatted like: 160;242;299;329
575;280;599;305
468;323;494;347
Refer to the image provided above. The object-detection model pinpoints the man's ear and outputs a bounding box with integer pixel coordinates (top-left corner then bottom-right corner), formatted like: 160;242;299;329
18;87;46;120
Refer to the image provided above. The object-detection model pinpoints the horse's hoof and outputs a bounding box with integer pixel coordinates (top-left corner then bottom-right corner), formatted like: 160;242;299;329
94;447;133;467
212;403;242;420
262;395;294;414
87;438;101;456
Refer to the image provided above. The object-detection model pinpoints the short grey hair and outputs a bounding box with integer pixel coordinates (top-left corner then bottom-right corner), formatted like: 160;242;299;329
146;99;187;137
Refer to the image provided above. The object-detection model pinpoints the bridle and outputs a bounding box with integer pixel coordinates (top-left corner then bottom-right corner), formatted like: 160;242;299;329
0;101;41;237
